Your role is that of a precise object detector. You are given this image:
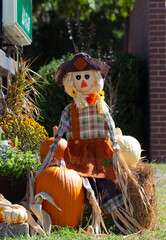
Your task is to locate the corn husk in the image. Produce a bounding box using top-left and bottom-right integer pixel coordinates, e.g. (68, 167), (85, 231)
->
(0, 194), (12, 205)
(81, 177), (108, 235)
(21, 170), (61, 236)
(30, 204), (52, 233)
(34, 192), (61, 211)
(29, 191), (61, 233)
(27, 212), (46, 236)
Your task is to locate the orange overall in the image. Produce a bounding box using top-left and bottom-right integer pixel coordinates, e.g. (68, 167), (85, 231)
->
(64, 102), (116, 181)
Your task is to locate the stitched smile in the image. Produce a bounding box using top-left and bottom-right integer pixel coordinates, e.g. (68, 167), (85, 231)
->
(79, 85), (93, 93)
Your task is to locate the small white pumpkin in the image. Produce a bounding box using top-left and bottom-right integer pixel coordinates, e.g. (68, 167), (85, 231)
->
(116, 128), (141, 168)
(0, 207), (27, 224)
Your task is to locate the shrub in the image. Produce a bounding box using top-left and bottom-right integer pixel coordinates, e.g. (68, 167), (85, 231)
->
(0, 140), (41, 181)
(37, 53), (74, 136)
(0, 113), (48, 153)
(110, 52), (148, 149)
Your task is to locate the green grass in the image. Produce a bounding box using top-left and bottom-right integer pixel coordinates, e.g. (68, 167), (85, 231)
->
(3, 163), (166, 240)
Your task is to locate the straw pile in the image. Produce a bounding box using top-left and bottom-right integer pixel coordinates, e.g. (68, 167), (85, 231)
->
(81, 159), (157, 235)
(128, 163), (157, 229)
(111, 150), (157, 234)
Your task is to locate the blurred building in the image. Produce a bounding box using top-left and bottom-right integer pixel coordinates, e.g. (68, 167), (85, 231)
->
(128, 0), (166, 162)
(0, 0), (32, 103)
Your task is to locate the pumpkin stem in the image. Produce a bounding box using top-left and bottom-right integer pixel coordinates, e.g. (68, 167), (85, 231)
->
(58, 158), (66, 168)
(53, 126), (58, 137)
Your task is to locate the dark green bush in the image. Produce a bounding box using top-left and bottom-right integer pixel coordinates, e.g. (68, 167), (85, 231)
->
(37, 52), (148, 150)
(110, 52), (148, 149)
(24, 8), (124, 71)
(37, 53), (74, 136)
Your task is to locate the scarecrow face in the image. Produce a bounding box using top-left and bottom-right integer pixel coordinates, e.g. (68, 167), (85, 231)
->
(72, 70), (98, 95)
(63, 69), (104, 97)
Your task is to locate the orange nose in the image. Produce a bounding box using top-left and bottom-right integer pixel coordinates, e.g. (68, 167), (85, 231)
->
(81, 80), (88, 88)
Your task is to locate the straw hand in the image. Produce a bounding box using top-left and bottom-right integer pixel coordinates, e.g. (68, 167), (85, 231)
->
(49, 142), (57, 152)
(113, 141), (120, 152)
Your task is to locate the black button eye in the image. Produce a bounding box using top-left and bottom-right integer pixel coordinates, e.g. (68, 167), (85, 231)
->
(76, 74), (81, 80)
(85, 73), (90, 79)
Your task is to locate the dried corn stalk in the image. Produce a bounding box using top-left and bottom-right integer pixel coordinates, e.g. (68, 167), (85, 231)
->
(21, 171), (61, 236)
(80, 177), (108, 236)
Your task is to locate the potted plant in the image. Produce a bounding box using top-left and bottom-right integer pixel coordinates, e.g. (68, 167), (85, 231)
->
(0, 134), (41, 203)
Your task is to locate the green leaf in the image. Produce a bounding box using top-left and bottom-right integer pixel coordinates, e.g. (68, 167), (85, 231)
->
(104, 157), (113, 166)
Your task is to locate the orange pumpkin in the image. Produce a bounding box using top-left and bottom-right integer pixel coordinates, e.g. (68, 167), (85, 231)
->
(40, 126), (67, 162)
(35, 159), (85, 228)
(40, 137), (67, 161)
(0, 207), (27, 224)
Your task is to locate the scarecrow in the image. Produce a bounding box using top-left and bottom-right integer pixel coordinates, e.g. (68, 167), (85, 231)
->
(38, 53), (156, 235)
(53, 52), (123, 233)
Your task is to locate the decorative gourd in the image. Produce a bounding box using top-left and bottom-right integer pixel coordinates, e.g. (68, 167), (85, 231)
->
(116, 128), (141, 167)
(35, 159), (85, 228)
(0, 207), (27, 224)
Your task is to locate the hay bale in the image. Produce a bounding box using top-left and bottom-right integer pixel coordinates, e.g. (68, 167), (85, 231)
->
(128, 164), (157, 229)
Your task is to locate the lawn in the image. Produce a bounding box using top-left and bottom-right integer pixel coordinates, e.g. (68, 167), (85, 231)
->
(4, 163), (166, 240)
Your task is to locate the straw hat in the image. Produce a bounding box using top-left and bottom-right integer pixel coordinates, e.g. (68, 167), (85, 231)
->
(55, 53), (110, 87)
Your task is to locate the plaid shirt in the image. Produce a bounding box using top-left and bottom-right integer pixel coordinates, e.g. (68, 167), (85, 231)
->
(54, 103), (116, 144)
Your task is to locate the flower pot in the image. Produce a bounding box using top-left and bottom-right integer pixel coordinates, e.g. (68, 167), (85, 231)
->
(0, 176), (27, 203)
